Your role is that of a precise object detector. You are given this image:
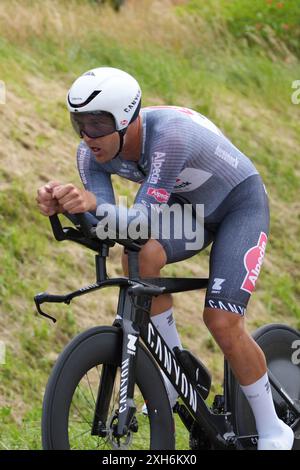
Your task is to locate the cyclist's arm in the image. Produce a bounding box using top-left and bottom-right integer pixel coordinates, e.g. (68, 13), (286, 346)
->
(77, 127), (188, 239)
(76, 142), (116, 213)
(114, 124), (189, 239)
(134, 124), (188, 209)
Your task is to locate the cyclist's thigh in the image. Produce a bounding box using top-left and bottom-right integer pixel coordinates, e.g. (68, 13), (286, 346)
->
(205, 174), (270, 316)
(153, 195), (214, 264)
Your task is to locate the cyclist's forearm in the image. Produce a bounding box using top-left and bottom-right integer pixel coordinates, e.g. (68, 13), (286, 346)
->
(83, 190), (97, 212)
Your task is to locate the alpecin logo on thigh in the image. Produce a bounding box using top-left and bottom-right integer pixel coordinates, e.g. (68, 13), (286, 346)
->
(241, 232), (268, 294)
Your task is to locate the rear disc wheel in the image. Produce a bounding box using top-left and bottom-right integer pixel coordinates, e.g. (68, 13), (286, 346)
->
(231, 324), (300, 449)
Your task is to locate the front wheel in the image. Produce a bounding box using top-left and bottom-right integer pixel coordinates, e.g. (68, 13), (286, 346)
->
(230, 323), (300, 449)
(42, 326), (175, 450)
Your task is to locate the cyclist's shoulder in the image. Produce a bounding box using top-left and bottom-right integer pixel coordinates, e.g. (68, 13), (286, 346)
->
(142, 105), (195, 125)
(142, 106), (198, 148)
(142, 105), (223, 139)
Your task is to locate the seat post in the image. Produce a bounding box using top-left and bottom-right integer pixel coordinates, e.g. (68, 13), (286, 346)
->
(127, 249), (140, 280)
(95, 243), (110, 282)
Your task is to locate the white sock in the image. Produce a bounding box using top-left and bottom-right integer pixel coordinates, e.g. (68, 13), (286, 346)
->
(241, 372), (282, 437)
(151, 308), (182, 407)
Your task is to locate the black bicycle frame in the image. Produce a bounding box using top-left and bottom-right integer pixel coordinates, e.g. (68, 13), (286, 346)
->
(91, 278), (234, 448)
(36, 214), (300, 449)
(36, 265), (300, 449)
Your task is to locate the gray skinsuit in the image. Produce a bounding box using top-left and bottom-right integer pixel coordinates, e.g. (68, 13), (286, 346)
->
(76, 106), (270, 315)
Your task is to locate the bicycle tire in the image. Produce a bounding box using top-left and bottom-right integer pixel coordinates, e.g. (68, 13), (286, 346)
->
(42, 326), (175, 450)
(230, 323), (300, 449)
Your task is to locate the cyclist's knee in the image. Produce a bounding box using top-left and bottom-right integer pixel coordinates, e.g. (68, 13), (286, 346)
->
(122, 239), (167, 276)
(139, 240), (167, 275)
(203, 307), (246, 354)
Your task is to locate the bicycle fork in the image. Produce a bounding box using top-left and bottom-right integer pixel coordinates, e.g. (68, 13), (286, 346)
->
(91, 287), (145, 438)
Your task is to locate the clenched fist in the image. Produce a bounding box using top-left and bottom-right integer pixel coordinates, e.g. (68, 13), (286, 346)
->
(52, 184), (96, 214)
(36, 181), (64, 216)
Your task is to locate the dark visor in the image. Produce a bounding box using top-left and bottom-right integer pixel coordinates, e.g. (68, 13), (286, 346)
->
(70, 111), (116, 139)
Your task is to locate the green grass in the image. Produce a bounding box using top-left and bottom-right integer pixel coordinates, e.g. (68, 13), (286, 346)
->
(178, 0), (300, 58)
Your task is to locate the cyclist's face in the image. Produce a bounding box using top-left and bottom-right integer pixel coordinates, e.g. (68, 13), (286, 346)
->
(82, 132), (120, 163)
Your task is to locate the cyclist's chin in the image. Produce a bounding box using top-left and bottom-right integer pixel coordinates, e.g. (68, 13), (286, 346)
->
(94, 150), (113, 163)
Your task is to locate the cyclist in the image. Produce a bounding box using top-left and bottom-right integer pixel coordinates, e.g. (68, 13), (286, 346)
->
(37, 67), (294, 450)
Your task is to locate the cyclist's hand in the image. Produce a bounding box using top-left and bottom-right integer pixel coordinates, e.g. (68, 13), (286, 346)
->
(52, 184), (96, 214)
(37, 181), (63, 216)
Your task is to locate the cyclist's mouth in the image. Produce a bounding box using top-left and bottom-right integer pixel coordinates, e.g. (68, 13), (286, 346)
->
(90, 146), (102, 155)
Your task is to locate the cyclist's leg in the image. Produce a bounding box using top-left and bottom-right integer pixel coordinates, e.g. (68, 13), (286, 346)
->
(203, 175), (293, 449)
(203, 178), (270, 385)
(122, 196), (214, 409)
(122, 238), (172, 314)
(121, 195), (214, 315)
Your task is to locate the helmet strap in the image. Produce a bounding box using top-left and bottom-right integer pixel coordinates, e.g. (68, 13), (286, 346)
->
(112, 101), (141, 159)
(113, 129), (126, 159)
(114, 100), (142, 158)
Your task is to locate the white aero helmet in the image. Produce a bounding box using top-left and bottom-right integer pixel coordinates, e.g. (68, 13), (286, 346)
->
(67, 67), (142, 142)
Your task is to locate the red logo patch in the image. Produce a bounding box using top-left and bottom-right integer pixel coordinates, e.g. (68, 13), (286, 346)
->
(147, 187), (170, 203)
(241, 232), (268, 294)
